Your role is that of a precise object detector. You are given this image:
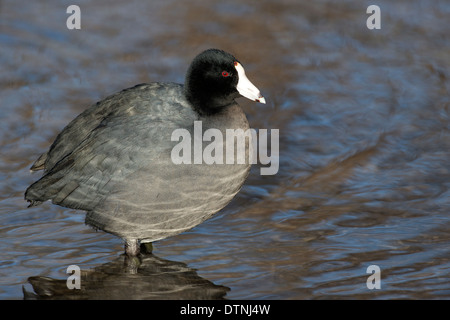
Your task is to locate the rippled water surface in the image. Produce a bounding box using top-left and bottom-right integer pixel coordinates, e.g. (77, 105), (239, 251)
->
(1, 0), (449, 299)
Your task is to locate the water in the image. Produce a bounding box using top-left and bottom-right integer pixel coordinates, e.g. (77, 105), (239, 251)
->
(1, 0), (449, 299)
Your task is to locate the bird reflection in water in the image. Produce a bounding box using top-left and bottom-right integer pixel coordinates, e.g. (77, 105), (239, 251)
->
(23, 247), (229, 300)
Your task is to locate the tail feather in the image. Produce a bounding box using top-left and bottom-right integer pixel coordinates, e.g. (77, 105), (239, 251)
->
(30, 152), (48, 172)
(24, 173), (65, 207)
(26, 199), (43, 208)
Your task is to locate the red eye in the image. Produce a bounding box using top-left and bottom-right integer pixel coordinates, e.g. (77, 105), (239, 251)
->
(222, 71), (230, 77)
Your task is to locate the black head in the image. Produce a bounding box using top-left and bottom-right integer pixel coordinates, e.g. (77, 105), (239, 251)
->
(185, 49), (265, 115)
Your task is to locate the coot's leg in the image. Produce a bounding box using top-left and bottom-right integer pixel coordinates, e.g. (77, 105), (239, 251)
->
(124, 238), (140, 256)
(124, 239), (141, 274)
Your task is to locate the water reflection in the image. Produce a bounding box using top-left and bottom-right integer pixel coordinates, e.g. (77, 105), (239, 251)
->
(24, 252), (229, 300)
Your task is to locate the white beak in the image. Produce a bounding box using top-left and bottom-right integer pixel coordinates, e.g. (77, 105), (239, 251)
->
(234, 62), (266, 104)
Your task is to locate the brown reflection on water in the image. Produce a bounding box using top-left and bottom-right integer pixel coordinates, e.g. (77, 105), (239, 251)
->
(0, 0), (449, 299)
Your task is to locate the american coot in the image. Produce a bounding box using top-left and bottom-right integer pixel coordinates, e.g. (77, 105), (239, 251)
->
(25, 49), (265, 256)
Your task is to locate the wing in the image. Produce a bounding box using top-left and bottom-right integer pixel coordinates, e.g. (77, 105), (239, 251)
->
(25, 83), (195, 211)
(30, 84), (150, 173)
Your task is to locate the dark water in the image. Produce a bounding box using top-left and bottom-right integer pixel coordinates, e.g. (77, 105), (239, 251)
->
(1, 0), (449, 299)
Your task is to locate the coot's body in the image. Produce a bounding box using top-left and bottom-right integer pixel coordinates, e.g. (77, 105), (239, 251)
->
(25, 49), (265, 255)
